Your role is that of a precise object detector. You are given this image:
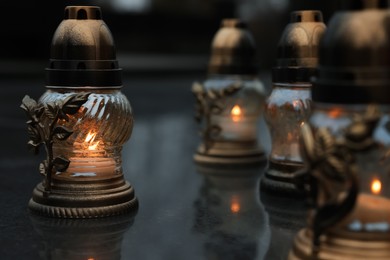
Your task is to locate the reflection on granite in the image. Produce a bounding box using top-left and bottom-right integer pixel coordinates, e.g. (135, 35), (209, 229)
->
(0, 75), (302, 259)
(30, 213), (136, 260)
(260, 189), (308, 260)
(193, 165), (270, 260)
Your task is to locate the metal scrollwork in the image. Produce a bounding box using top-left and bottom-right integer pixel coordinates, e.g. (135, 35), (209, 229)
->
(21, 93), (90, 192)
(192, 82), (242, 151)
(295, 105), (381, 256)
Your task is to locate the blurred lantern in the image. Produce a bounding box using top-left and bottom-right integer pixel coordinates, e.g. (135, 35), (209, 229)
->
(21, 6), (138, 218)
(261, 10), (326, 195)
(192, 19), (267, 166)
(289, 2), (390, 259)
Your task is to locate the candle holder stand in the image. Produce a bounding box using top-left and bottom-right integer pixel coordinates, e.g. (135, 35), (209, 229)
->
(23, 6), (138, 218)
(192, 19), (267, 168)
(261, 10), (326, 196)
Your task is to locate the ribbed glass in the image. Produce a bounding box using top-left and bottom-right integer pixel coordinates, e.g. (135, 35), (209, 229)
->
(39, 89), (133, 181)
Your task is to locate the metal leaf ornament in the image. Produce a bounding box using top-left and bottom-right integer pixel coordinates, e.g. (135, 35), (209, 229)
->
(295, 106), (381, 257)
(21, 93), (90, 192)
(191, 82), (242, 151)
(300, 125), (358, 255)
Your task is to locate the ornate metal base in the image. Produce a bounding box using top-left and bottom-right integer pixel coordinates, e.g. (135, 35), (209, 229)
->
(194, 141), (266, 167)
(29, 175), (138, 218)
(260, 160), (304, 197)
(289, 229), (390, 260)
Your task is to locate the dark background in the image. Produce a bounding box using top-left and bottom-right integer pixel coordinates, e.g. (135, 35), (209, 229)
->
(0, 0), (341, 78)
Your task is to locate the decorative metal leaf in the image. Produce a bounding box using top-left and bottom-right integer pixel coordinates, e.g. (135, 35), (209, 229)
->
(192, 82), (204, 94)
(20, 95), (37, 113)
(53, 126), (73, 140)
(21, 96), (41, 123)
(206, 90), (218, 100)
(44, 102), (58, 120)
(39, 162), (46, 176)
(53, 156), (70, 172)
(35, 106), (45, 118)
(61, 93), (90, 115)
(27, 140), (40, 155)
(27, 125), (41, 143)
(210, 102), (223, 115)
(300, 124), (315, 162)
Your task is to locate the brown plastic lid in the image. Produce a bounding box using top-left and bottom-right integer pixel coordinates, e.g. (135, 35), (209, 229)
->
(312, 4), (390, 104)
(46, 6), (122, 87)
(207, 19), (257, 75)
(272, 10), (326, 83)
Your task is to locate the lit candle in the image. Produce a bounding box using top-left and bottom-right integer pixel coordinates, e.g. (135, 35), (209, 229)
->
(371, 178), (382, 195)
(230, 196), (241, 214)
(85, 130), (101, 151)
(25, 5), (137, 219)
(216, 104), (253, 141)
(192, 18), (266, 165)
(231, 105), (242, 122)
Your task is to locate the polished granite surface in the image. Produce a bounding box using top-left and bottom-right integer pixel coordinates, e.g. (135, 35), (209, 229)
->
(0, 74), (308, 260)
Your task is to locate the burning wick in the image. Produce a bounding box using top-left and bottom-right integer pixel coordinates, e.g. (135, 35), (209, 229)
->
(85, 131), (100, 151)
(231, 202), (240, 213)
(230, 196), (240, 213)
(231, 105), (242, 122)
(371, 178), (382, 195)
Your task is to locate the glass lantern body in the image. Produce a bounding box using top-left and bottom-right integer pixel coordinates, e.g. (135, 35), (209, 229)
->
(203, 74), (266, 143)
(264, 83), (312, 164)
(310, 103), (390, 233)
(39, 88), (133, 182)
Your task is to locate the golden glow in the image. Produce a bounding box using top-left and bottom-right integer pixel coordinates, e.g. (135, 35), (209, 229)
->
(328, 107), (343, 119)
(371, 179), (382, 195)
(88, 141), (100, 151)
(87, 258), (95, 260)
(231, 105), (242, 122)
(85, 131), (96, 143)
(85, 131), (99, 151)
(231, 202), (240, 213)
(230, 196), (241, 213)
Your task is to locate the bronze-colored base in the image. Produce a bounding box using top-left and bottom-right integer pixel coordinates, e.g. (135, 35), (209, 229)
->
(194, 141), (266, 167)
(289, 229), (390, 260)
(260, 160), (304, 197)
(29, 175), (138, 218)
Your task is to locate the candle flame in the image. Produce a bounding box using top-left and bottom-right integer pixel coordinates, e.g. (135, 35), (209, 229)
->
(329, 107), (343, 119)
(230, 196), (240, 213)
(88, 141), (100, 151)
(85, 131), (99, 151)
(231, 202), (240, 213)
(371, 179), (382, 195)
(85, 131), (96, 143)
(231, 105), (242, 122)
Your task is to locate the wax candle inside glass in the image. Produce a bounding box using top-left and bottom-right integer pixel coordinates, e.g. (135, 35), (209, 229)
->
(39, 89), (133, 181)
(204, 75), (265, 143)
(310, 103), (390, 234)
